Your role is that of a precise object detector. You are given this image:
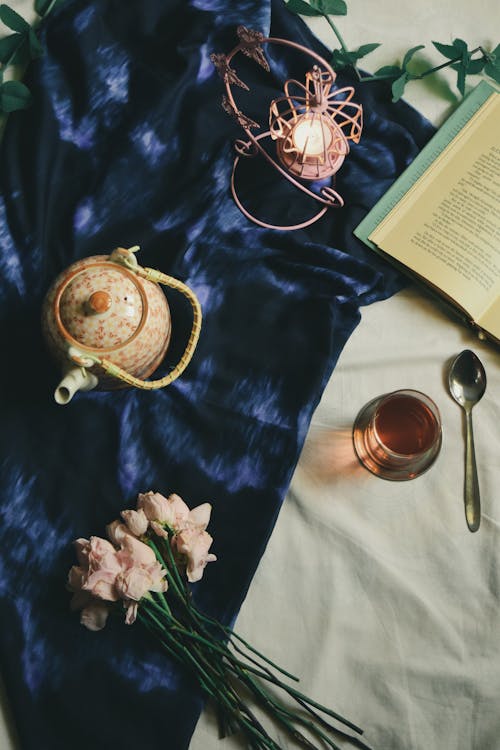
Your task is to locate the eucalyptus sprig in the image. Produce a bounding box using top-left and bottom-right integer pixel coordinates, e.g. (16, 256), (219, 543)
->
(285, 0), (500, 102)
(0, 0), (64, 115)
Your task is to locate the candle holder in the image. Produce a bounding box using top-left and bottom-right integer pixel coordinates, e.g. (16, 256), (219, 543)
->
(211, 27), (363, 231)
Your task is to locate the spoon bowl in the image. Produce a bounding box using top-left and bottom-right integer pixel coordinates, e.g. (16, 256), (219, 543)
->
(449, 350), (487, 407)
(448, 349), (487, 532)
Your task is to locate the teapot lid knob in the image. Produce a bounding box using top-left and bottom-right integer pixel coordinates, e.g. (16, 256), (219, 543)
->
(87, 290), (112, 314)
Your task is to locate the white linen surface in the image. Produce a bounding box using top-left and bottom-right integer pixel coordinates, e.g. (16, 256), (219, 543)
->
(1, 2), (499, 749)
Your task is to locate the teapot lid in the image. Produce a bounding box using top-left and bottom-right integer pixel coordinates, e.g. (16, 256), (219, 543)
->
(56, 261), (146, 349)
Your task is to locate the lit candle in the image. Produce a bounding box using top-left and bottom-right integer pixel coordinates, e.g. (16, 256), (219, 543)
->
(291, 115), (333, 157)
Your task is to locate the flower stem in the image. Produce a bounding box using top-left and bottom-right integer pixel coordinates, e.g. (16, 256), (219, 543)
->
(359, 46), (486, 85)
(237, 672), (327, 750)
(38, 0), (60, 17)
(193, 608), (300, 681)
(137, 534), (365, 748)
(323, 13), (363, 81)
(420, 46), (484, 78)
(323, 13), (348, 53)
(140, 606), (281, 749)
(143, 582), (364, 741)
(145, 605), (364, 748)
(227, 658), (362, 734)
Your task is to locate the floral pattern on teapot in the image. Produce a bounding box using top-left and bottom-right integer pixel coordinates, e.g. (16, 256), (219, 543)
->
(42, 249), (172, 398)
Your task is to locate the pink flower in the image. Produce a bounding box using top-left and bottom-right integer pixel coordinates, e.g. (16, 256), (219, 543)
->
(115, 567), (154, 602)
(187, 503), (212, 531)
(78, 536), (122, 602)
(124, 601), (138, 625)
(87, 536), (122, 574)
(173, 528), (217, 583)
(68, 578), (111, 632)
(150, 520), (169, 538)
(137, 491), (171, 523)
(80, 601), (111, 631)
(113, 530), (168, 603)
(82, 573), (118, 601)
(121, 508), (148, 536)
(137, 491), (190, 531)
(106, 520), (134, 546)
(165, 493), (191, 527)
(69, 492), (216, 632)
(147, 562), (169, 594)
(117, 534), (157, 567)
(67, 565), (85, 591)
(74, 538), (91, 566)
(107, 522), (156, 565)
(115, 559), (167, 601)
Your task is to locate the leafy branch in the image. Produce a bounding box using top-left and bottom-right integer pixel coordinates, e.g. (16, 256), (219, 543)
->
(0, 0), (64, 115)
(285, 0), (500, 102)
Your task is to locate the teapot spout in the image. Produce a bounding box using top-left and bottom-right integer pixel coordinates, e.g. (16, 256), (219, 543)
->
(54, 367), (98, 405)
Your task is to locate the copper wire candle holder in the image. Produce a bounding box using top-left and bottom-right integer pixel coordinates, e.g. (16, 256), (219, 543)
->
(212, 27), (363, 231)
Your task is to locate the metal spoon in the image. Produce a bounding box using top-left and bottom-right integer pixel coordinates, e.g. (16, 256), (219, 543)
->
(448, 350), (487, 532)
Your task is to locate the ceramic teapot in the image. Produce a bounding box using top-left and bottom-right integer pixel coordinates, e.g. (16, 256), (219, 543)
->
(42, 245), (202, 404)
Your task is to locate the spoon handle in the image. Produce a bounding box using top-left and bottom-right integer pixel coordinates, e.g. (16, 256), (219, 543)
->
(464, 409), (481, 532)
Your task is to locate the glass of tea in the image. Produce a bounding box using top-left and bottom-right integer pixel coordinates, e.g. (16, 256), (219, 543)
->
(352, 389), (442, 480)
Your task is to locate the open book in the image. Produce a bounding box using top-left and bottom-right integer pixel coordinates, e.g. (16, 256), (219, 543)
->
(355, 81), (500, 346)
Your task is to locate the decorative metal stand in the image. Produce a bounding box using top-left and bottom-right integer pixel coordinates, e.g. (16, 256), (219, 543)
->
(212, 27), (363, 231)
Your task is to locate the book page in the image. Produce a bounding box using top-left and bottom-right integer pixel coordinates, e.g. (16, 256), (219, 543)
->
(369, 92), (500, 326)
(477, 291), (500, 340)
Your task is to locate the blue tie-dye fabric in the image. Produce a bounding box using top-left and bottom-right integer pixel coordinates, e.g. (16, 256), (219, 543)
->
(0, 0), (434, 748)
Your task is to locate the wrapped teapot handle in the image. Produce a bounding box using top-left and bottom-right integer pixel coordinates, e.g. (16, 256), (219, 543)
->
(77, 266), (202, 390)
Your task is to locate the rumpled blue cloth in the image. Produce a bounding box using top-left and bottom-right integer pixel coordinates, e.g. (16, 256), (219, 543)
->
(0, 1), (434, 747)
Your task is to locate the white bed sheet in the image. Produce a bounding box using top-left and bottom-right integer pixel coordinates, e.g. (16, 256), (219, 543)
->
(1, 1), (499, 749)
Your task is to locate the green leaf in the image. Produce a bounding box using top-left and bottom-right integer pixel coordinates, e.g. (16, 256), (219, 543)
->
(0, 32), (20, 64)
(465, 57), (486, 74)
(391, 72), (409, 102)
(374, 64), (403, 78)
(331, 48), (354, 69)
(484, 59), (500, 83)
(433, 38), (470, 95)
(452, 38), (468, 53)
(0, 79), (32, 112)
(10, 36), (29, 66)
(0, 4), (29, 32)
(332, 50), (348, 66)
(453, 60), (467, 95)
(451, 57), (485, 75)
(311, 0), (348, 15)
(28, 27), (43, 58)
(331, 43), (379, 70)
(355, 42), (381, 58)
(485, 43), (500, 63)
(457, 66), (466, 94)
(432, 40), (460, 60)
(285, 0), (322, 16)
(451, 40), (469, 95)
(483, 43), (500, 82)
(402, 44), (425, 69)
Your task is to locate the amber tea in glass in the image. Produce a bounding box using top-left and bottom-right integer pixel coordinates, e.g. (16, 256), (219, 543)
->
(353, 389), (442, 481)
